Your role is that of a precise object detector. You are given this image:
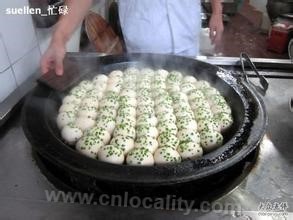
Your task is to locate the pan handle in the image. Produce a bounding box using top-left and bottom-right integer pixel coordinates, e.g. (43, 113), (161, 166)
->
(240, 52), (269, 95)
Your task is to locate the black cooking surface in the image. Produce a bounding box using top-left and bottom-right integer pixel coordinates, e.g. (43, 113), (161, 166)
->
(0, 54), (292, 219)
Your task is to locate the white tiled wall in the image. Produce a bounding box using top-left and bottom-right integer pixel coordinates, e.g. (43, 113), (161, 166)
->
(12, 46), (41, 85)
(0, 34), (18, 103)
(0, 0), (38, 64)
(0, 0), (41, 103)
(0, 34), (11, 72)
(0, 68), (17, 103)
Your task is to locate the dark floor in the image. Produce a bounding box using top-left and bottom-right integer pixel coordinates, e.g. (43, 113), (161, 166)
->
(217, 0), (289, 59)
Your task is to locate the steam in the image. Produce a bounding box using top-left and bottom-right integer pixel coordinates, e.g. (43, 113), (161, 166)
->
(66, 52), (235, 92)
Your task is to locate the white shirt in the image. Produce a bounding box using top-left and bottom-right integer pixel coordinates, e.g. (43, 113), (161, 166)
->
(118, 0), (201, 56)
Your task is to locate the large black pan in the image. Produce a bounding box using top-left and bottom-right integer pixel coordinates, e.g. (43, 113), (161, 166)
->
(22, 53), (267, 200)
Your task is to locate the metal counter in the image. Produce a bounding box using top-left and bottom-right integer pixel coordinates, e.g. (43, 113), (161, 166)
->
(0, 67), (292, 219)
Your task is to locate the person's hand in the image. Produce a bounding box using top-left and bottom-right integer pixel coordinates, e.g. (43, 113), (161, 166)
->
(41, 40), (66, 76)
(209, 13), (224, 46)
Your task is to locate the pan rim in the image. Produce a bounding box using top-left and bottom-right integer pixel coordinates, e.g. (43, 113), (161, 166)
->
(22, 53), (267, 185)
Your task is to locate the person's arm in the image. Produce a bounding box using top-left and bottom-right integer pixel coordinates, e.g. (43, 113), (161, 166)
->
(41, 0), (93, 75)
(209, 0), (224, 45)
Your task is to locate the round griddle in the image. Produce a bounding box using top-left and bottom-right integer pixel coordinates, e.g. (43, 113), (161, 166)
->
(22, 53), (267, 199)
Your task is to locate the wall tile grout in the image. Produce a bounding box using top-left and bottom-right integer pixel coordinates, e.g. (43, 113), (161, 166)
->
(3, 44), (40, 72)
(0, 33), (12, 74)
(0, 32), (18, 87)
